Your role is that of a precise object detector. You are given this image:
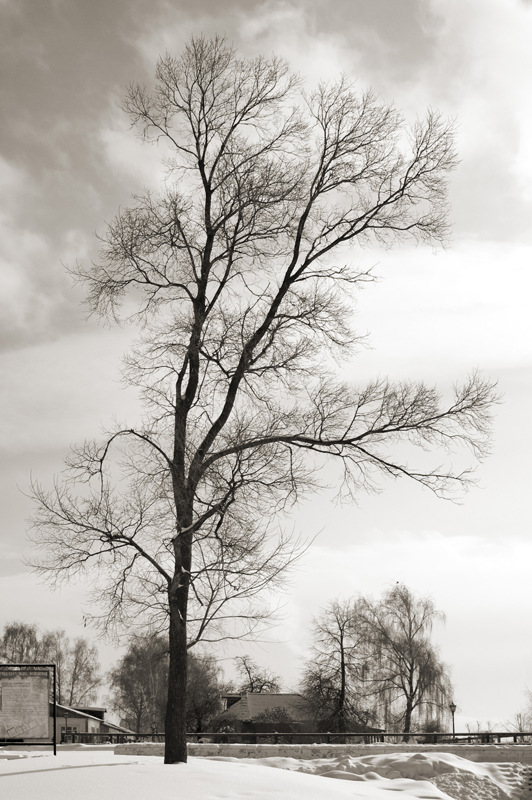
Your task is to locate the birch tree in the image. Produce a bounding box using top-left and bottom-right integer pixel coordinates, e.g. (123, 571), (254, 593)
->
(29, 36), (496, 762)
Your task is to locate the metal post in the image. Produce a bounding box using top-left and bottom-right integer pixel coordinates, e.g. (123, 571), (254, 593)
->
(52, 665), (57, 756)
(449, 702), (456, 741)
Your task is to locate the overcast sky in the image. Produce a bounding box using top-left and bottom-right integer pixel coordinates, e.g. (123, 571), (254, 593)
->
(1, 0), (532, 730)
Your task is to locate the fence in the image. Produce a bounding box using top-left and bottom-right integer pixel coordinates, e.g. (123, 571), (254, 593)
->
(63, 730), (532, 746)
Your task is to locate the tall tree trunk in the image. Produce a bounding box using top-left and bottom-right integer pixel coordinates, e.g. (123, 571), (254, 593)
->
(338, 632), (347, 734)
(164, 600), (188, 763)
(164, 467), (193, 763)
(403, 698), (413, 739)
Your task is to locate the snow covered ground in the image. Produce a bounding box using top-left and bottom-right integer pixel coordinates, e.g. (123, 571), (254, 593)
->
(0, 745), (529, 800)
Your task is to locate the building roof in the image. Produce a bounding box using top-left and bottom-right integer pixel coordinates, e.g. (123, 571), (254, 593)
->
(220, 693), (309, 723)
(218, 693), (384, 733)
(52, 703), (133, 733)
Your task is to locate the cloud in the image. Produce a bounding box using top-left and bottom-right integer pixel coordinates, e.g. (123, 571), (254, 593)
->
(0, 0), (165, 351)
(132, 0), (532, 245)
(0, 165), (92, 351)
(98, 102), (170, 192)
(0, 156), (62, 349)
(234, 2), (347, 83)
(418, 0), (532, 240)
(346, 239), (532, 378)
(132, 0), (434, 95)
(0, 572), (91, 629)
(0, 327), (141, 453)
(1, 0), (530, 357)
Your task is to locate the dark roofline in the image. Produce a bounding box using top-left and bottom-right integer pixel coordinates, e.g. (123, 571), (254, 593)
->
(222, 692), (303, 698)
(54, 702), (102, 722)
(52, 702), (133, 733)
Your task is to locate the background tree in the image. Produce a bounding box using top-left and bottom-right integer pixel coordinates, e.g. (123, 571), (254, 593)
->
(0, 621), (101, 705)
(505, 689), (532, 741)
(60, 638), (101, 706)
(29, 36), (497, 762)
(504, 712), (531, 742)
(0, 622), (42, 664)
(234, 654), (281, 694)
(109, 633), (225, 733)
(300, 600), (375, 732)
(357, 585), (452, 734)
(108, 633), (169, 733)
(253, 707), (294, 726)
(186, 653), (227, 732)
(39, 628), (70, 702)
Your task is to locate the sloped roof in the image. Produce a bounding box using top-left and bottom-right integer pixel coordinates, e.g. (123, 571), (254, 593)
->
(220, 693), (309, 723)
(52, 703), (133, 733)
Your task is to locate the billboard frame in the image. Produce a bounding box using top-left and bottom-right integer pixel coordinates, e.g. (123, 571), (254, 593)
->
(0, 664), (56, 755)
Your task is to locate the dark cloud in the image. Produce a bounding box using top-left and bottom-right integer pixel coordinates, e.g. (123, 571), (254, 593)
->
(0, 0), (154, 349)
(1, 0), (152, 224)
(306, 0), (439, 80)
(0, 0), (530, 354)
(0, 0), (435, 233)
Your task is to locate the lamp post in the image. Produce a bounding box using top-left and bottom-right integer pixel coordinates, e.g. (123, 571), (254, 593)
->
(64, 709), (69, 744)
(449, 702), (457, 740)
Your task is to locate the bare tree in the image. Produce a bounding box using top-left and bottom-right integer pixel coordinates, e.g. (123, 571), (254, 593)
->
(234, 654), (281, 693)
(505, 689), (532, 741)
(357, 585), (452, 734)
(61, 638), (101, 706)
(300, 600), (375, 732)
(40, 629), (70, 702)
(0, 621), (101, 705)
(503, 713), (530, 742)
(29, 36), (497, 762)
